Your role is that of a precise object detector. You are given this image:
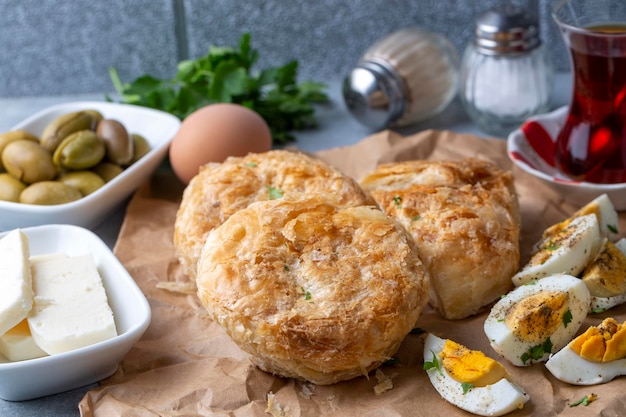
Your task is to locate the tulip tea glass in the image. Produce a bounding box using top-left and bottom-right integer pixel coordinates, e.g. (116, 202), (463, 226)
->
(553, 0), (626, 183)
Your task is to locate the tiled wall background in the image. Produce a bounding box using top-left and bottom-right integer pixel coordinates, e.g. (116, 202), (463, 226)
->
(0, 0), (566, 98)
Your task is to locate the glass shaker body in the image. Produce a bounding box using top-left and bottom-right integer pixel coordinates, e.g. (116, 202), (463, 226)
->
(460, 43), (553, 137)
(343, 28), (459, 131)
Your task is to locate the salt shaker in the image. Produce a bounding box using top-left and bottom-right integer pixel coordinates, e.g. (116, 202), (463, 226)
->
(460, 5), (553, 137)
(343, 28), (459, 131)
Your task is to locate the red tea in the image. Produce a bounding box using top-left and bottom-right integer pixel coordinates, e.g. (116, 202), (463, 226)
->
(555, 24), (626, 183)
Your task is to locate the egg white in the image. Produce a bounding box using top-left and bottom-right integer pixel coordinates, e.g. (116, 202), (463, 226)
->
(579, 194), (619, 240)
(512, 214), (602, 286)
(484, 274), (591, 367)
(423, 333), (529, 417)
(545, 342), (626, 385)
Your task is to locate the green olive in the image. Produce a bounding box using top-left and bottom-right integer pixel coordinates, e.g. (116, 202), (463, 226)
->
(58, 171), (105, 196)
(20, 181), (82, 205)
(92, 162), (123, 182)
(130, 133), (151, 164)
(0, 173), (27, 202)
(82, 110), (104, 124)
(53, 130), (105, 170)
(1, 140), (57, 184)
(96, 119), (134, 165)
(40, 110), (100, 152)
(0, 130), (39, 171)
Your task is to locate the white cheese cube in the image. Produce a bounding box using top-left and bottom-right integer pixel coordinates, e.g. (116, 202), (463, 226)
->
(0, 229), (33, 336)
(0, 319), (47, 361)
(28, 254), (117, 355)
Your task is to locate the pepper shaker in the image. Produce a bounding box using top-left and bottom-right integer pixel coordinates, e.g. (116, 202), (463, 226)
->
(460, 4), (553, 137)
(343, 28), (459, 131)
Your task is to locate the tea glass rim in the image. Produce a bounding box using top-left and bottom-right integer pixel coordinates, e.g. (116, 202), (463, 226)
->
(552, 0), (626, 37)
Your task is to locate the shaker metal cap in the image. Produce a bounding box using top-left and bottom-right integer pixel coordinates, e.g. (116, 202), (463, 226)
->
(474, 4), (540, 54)
(342, 60), (405, 131)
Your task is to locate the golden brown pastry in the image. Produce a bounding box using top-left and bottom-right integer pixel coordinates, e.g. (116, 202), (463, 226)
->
(360, 158), (520, 320)
(196, 197), (430, 385)
(174, 150), (375, 280)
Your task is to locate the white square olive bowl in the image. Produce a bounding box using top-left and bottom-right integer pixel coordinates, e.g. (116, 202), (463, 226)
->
(0, 224), (151, 401)
(507, 105), (626, 210)
(0, 101), (181, 231)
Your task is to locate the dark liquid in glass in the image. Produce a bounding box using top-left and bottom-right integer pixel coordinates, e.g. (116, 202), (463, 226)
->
(555, 24), (626, 183)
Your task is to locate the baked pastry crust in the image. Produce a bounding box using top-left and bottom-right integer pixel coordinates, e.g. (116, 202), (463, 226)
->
(174, 150), (375, 280)
(360, 158), (520, 320)
(196, 197), (430, 385)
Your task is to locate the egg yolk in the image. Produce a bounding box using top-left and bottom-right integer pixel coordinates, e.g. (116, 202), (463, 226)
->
(542, 203), (599, 239)
(505, 290), (569, 343)
(440, 339), (508, 387)
(570, 318), (626, 362)
(581, 242), (626, 297)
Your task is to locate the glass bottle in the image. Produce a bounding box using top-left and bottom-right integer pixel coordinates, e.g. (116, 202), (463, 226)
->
(460, 4), (553, 137)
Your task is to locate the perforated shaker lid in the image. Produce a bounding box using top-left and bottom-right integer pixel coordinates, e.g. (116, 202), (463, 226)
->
(474, 4), (541, 54)
(342, 60), (406, 131)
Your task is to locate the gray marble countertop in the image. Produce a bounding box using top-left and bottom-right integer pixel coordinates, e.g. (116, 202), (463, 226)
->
(0, 74), (571, 416)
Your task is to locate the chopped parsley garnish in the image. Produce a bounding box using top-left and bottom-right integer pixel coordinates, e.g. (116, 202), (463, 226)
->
(245, 162), (258, 167)
(268, 186), (284, 200)
(607, 224), (618, 234)
(301, 287), (311, 300)
(461, 382), (474, 394)
(283, 265), (290, 271)
(393, 196), (402, 208)
(569, 393), (597, 407)
(520, 338), (552, 364)
(423, 350), (443, 376)
(412, 215), (421, 221)
(524, 279), (538, 286)
(562, 309), (573, 328)
(591, 307), (606, 314)
(545, 241), (561, 251)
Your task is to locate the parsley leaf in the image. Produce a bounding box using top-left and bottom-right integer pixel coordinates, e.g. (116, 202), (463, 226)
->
(607, 224), (618, 234)
(393, 196), (402, 208)
(562, 309), (573, 328)
(301, 287), (311, 300)
(423, 350), (443, 376)
(569, 393), (597, 407)
(520, 338), (552, 364)
(268, 186), (284, 200)
(108, 33), (328, 144)
(461, 382), (474, 394)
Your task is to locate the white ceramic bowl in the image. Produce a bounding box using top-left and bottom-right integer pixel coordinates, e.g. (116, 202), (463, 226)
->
(507, 105), (626, 210)
(0, 101), (181, 231)
(0, 224), (151, 401)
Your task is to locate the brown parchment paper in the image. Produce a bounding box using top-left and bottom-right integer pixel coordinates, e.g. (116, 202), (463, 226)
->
(79, 129), (626, 417)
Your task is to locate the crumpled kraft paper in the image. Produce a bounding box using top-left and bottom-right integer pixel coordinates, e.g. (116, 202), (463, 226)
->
(79, 129), (626, 417)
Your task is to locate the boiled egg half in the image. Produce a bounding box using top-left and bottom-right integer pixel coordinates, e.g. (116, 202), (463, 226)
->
(511, 214), (602, 286)
(543, 193), (619, 241)
(546, 317), (626, 385)
(423, 333), (529, 416)
(582, 238), (626, 312)
(484, 274), (590, 367)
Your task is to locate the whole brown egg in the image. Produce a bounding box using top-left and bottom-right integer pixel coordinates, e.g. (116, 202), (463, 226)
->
(169, 103), (272, 184)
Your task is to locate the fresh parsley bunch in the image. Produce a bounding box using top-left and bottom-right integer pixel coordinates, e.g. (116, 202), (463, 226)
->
(108, 33), (328, 144)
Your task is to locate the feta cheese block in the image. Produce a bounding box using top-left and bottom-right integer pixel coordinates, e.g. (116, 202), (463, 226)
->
(0, 319), (47, 361)
(28, 253), (118, 355)
(0, 229), (33, 336)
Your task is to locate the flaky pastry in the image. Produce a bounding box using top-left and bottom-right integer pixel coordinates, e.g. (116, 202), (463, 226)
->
(174, 150), (375, 280)
(196, 197), (430, 385)
(360, 158), (520, 320)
